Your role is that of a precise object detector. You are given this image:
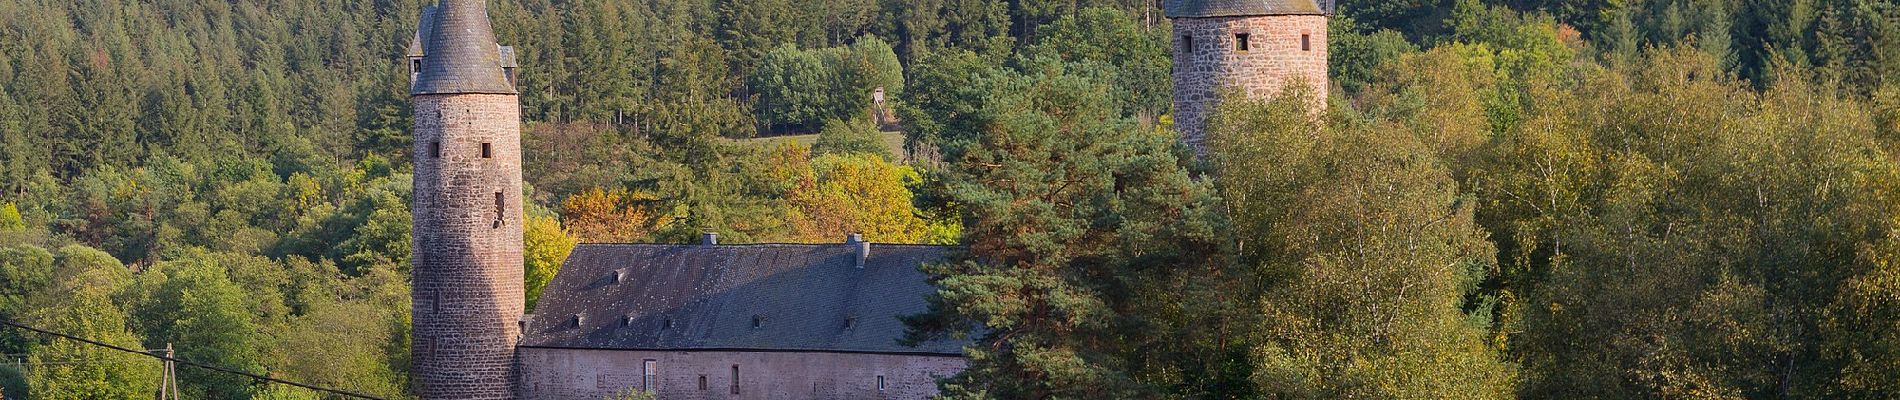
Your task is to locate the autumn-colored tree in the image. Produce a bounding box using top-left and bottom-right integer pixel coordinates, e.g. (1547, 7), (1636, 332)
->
(525, 215), (579, 310)
(561, 188), (674, 243)
(792, 154), (932, 243)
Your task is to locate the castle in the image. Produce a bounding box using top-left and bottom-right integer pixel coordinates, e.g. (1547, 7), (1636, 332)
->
(404, 0), (1327, 398)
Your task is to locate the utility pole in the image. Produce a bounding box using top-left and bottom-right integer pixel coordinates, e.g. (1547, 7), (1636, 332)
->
(156, 343), (180, 400)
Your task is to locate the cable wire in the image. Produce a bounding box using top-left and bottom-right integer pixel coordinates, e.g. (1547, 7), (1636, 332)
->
(0, 318), (387, 400)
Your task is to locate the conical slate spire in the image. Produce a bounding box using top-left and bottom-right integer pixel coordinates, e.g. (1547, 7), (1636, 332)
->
(412, 0), (516, 95)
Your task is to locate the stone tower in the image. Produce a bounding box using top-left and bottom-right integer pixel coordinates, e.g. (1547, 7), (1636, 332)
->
(406, 0), (523, 398)
(1168, 0), (1330, 153)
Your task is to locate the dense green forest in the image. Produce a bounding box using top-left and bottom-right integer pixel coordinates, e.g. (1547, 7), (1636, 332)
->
(0, 0), (1896, 398)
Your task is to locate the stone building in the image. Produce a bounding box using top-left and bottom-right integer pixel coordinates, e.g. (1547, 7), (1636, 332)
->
(407, 0), (525, 398)
(405, 2), (966, 398)
(518, 235), (967, 398)
(1168, 0), (1332, 153)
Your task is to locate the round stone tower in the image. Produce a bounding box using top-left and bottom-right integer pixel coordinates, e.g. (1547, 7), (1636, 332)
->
(406, 0), (523, 398)
(1168, 0), (1330, 153)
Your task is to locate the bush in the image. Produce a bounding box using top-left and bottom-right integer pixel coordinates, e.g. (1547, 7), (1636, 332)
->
(812, 117), (891, 160)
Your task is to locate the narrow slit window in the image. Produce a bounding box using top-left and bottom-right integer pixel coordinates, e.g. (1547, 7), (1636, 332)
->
(430, 141), (441, 158)
(643, 360), (657, 391)
(495, 192), (506, 223)
(1236, 33), (1251, 51)
(1302, 34), (1312, 51)
(1182, 35), (1194, 54)
(699, 375), (708, 390)
(877, 375), (886, 392)
(481, 142), (492, 158)
(731, 365), (740, 394)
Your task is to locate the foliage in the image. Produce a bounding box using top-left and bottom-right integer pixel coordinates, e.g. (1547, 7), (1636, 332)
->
(601, 387), (658, 400)
(750, 38), (905, 132)
(0, 203), (21, 231)
(812, 117), (893, 160)
(20, 245), (158, 399)
(902, 55), (1233, 398)
(1208, 90), (1518, 399)
(560, 187), (674, 243)
(525, 214), (579, 311)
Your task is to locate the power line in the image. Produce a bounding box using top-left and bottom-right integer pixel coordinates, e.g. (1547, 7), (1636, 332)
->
(0, 318), (387, 400)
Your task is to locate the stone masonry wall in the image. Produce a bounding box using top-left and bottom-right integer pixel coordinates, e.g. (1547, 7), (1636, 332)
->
(411, 93), (525, 399)
(1172, 14), (1329, 153)
(519, 348), (968, 399)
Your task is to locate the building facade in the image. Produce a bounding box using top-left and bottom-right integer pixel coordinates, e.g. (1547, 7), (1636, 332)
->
(518, 238), (969, 399)
(1168, 0), (1331, 153)
(407, 0), (525, 398)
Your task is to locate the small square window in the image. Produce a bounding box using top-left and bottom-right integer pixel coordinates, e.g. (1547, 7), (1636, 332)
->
(1302, 34), (1312, 51)
(481, 143), (492, 158)
(1236, 33), (1251, 52)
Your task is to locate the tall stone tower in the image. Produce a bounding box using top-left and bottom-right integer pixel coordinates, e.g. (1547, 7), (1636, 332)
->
(406, 0), (523, 398)
(1168, 0), (1330, 153)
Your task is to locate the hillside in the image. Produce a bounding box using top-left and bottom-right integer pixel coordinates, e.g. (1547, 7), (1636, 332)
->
(0, 0), (1895, 398)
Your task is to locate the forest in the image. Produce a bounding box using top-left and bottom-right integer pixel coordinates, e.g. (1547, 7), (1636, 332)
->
(0, 0), (1896, 398)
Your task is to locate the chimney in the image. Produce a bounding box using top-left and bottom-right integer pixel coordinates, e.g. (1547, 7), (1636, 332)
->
(848, 233), (869, 268)
(702, 232), (718, 246)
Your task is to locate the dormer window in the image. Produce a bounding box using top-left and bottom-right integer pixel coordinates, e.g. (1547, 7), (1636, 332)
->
(751, 315), (764, 329)
(504, 68), (517, 86)
(411, 59), (422, 75)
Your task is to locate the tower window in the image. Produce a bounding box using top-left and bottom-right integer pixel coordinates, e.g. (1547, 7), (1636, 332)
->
(495, 192), (506, 224)
(430, 141), (441, 158)
(877, 375), (886, 392)
(1182, 35), (1194, 54)
(1302, 34), (1312, 51)
(1236, 33), (1251, 52)
(731, 365), (740, 394)
(481, 142), (492, 158)
(699, 375), (708, 390)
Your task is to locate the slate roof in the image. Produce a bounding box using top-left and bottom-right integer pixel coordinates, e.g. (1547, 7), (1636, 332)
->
(1165, 0), (1330, 18)
(519, 243), (967, 356)
(410, 0), (517, 95)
